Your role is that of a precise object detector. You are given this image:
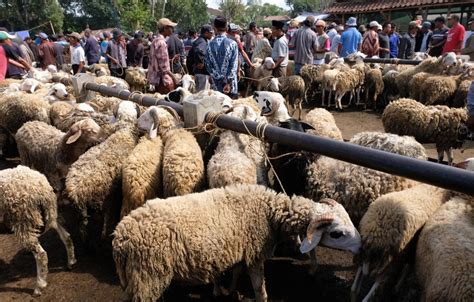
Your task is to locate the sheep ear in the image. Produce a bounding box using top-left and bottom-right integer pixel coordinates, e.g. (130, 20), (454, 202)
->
(301, 122), (315, 131)
(300, 217), (334, 254)
(66, 129), (82, 144)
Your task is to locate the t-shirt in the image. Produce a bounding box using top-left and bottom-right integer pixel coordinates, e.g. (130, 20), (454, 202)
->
(2, 43), (25, 77)
(290, 26), (317, 65)
(339, 27), (362, 58)
(244, 31), (257, 55)
(443, 23), (465, 54)
(378, 32), (390, 58)
(0, 46), (7, 80)
(330, 34), (341, 53)
(272, 35), (288, 67)
(71, 44), (85, 65)
(389, 33), (400, 58)
(430, 27), (448, 57)
(314, 33), (330, 61)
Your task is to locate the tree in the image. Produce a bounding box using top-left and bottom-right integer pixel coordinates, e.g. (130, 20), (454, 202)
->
(117, 0), (151, 32)
(286, 0), (333, 15)
(219, 0), (246, 23)
(59, 0), (120, 32)
(164, 0), (209, 32)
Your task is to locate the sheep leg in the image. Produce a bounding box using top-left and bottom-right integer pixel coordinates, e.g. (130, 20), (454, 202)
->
(298, 101), (302, 120)
(308, 249), (318, 275)
(248, 261), (267, 302)
(229, 264), (243, 294)
(322, 87), (326, 107)
(26, 237), (48, 296)
(328, 89), (333, 107)
(362, 280), (380, 302)
(436, 147), (445, 164)
(337, 94), (343, 110)
(53, 222), (77, 269)
(447, 148), (454, 166)
(78, 206), (88, 243)
(351, 266), (363, 302)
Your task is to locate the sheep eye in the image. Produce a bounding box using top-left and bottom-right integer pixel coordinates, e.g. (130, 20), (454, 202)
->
(329, 231), (343, 239)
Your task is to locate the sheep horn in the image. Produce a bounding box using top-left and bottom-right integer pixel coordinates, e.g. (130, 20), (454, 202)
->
(150, 107), (160, 131)
(318, 198), (337, 206)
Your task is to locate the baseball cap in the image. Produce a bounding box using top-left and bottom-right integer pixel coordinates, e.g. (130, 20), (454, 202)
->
(158, 18), (177, 28)
(228, 23), (241, 32)
(68, 32), (81, 40)
(0, 31), (16, 41)
(39, 32), (48, 39)
(369, 21), (381, 28)
(422, 21), (431, 28)
(201, 24), (214, 35)
(315, 20), (326, 27)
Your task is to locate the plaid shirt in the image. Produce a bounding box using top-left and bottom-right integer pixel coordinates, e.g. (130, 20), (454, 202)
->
(147, 34), (173, 86)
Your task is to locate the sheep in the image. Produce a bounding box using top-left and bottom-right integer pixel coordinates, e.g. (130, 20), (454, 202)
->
(420, 70), (473, 106)
(362, 67), (384, 110)
(15, 119), (104, 192)
(452, 79), (473, 108)
(28, 68), (53, 83)
(121, 134), (163, 218)
(408, 72), (433, 101)
(306, 131), (427, 226)
(125, 67), (148, 92)
(302, 108), (343, 141)
(0, 165), (76, 296)
(246, 57), (275, 95)
(179, 74), (196, 93)
(286, 60), (295, 76)
(165, 86), (192, 104)
(268, 75), (305, 120)
(112, 184), (361, 302)
(299, 64), (328, 101)
(415, 195), (473, 302)
(42, 82), (71, 104)
(94, 75), (130, 90)
(381, 69), (400, 106)
(207, 105), (267, 188)
(382, 98), (468, 165)
(87, 63), (110, 76)
(352, 184), (448, 302)
(86, 95), (123, 115)
(0, 78), (22, 88)
(137, 105), (205, 198)
(252, 91), (291, 125)
(19, 78), (43, 93)
(50, 102), (113, 134)
(332, 60), (366, 110)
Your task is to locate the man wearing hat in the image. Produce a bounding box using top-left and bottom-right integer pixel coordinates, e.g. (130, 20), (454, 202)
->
(205, 16), (239, 98)
(68, 32), (86, 74)
(314, 20), (330, 65)
(428, 17), (448, 57)
(289, 15), (318, 74)
(461, 18), (474, 61)
(443, 15), (465, 54)
(286, 19), (299, 60)
(0, 31), (32, 79)
(107, 28), (127, 79)
(361, 21), (381, 57)
(252, 27), (272, 62)
(271, 20), (288, 77)
(127, 31), (145, 67)
(416, 21), (432, 53)
(38, 32), (57, 69)
(189, 25), (214, 91)
(148, 18), (177, 93)
(398, 21), (418, 59)
(339, 17), (362, 58)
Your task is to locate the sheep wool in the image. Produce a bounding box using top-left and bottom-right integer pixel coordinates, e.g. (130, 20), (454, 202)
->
(363, 68), (384, 110)
(420, 74), (460, 105)
(302, 108), (343, 141)
(272, 75), (305, 120)
(452, 79), (473, 108)
(408, 72), (433, 101)
(121, 135), (163, 218)
(416, 196), (473, 302)
(125, 68), (147, 92)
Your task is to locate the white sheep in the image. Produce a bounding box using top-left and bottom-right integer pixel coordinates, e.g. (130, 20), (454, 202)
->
(382, 98), (468, 165)
(302, 108), (343, 141)
(19, 78), (43, 93)
(112, 185), (361, 302)
(362, 67), (384, 110)
(246, 57), (275, 94)
(43, 82), (71, 103)
(95, 75), (130, 91)
(125, 67), (148, 92)
(332, 60), (366, 110)
(252, 91), (291, 124)
(0, 165), (76, 296)
(15, 118), (105, 192)
(268, 75), (305, 120)
(28, 67), (53, 83)
(179, 74), (196, 93)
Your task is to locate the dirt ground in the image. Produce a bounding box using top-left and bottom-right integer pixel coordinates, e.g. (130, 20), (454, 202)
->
(0, 110), (472, 302)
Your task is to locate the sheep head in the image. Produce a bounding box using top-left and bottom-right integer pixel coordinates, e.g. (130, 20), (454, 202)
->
(263, 57), (275, 70)
(66, 118), (105, 146)
(299, 198), (361, 254)
(48, 83), (69, 100)
(227, 105), (258, 122)
(138, 105), (181, 138)
(112, 100), (141, 124)
(165, 87), (191, 104)
(179, 74), (196, 93)
(253, 91), (285, 117)
(269, 78), (280, 92)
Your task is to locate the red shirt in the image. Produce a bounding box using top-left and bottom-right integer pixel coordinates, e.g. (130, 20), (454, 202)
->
(0, 46), (7, 81)
(443, 23), (465, 54)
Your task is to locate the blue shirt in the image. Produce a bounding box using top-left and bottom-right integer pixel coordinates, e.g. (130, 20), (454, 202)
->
(468, 81), (474, 117)
(390, 33), (400, 58)
(205, 33), (238, 95)
(339, 27), (362, 58)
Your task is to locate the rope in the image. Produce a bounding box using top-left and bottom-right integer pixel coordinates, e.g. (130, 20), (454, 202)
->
(240, 75), (274, 82)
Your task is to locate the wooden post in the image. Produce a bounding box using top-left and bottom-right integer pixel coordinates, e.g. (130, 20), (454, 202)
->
(49, 21), (56, 35)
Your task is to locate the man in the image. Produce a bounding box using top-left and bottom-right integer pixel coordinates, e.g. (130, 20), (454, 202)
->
(147, 19), (177, 94)
(0, 31), (31, 79)
(443, 15), (465, 54)
(314, 20), (330, 65)
(205, 16), (239, 98)
(126, 31), (145, 67)
(100, 32), (110, 63)
(467, 81), (474, 133)
(107, 29), (127, 79)
(330, 25), (344, 54)
(0, 34), (7, 80)
(184, 29), (197, 54)
(244, 21), (258, 58)
(68, 32), (85, 74)
(327, 22), (338, 42)
(378, 22), (391, 58)
(361, 21), (381, 57)
(24, 36), (40, 62)
(252, 27), (272, 62)
(167, 26), (185, 74)
(271, 20), (288, 77)
(50, 35), (65, 68)
(429, 17), (448, 57)
(461, 19), (474, 61)
(227, 23), (254, 69)
(289, 16), (317, 74)
(191, 25), (213, 91)
(417, 21), (432, 53)
(339, 17), (362, 58)
(38, 32), (57, 69)
(398, 21), (418, 59)
(83, 29), (100, 65)
(286, 19), (299, 60)
(389, 24), (401, 58)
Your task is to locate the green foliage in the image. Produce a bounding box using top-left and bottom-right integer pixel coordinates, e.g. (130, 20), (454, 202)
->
(220, 0), (285, 27)
(165, 0), (210, 32)
(116, 0), (151, 32)
(286, 0), (332, 15)
(59, 0), (120, 32)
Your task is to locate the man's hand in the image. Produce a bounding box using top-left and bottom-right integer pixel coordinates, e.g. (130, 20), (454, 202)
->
(467, 116), (474, 133)
(223, 84), (231, 93)
(172, 54), (180, 63)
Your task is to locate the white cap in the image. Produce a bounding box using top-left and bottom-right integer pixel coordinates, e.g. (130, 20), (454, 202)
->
(369, 21), (381, 28)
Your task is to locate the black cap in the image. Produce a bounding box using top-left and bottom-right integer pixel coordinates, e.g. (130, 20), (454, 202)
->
(201, 24), (214, 35)
(434, 16), (446, 23)
(272, 20), (285, 29)
(134, 31), (144, 39)
(249, 21), (257, 29)
(214, 16), (227, 29)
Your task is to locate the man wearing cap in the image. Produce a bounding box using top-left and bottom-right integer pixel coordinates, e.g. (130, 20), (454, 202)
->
(398, 21), (418, 59)
(428, 17), (448, 57)
(0, 31), (32, 79)
(107, 28), (127, 79)
(205, 16), (239, 98)
(148, 19), (177, 93)
(190, 25), (214, 91)
(127, 32), (145, 67)
(84, 29), (100, 65)
(252, 27), (272, 62)
(361, 21), (380, 57)
(68, 32), (86, 74)
(339, 17), (362, 58)
(167, 23), (185, 74)
(227, 23), (254, 70)
(244, 21), (258, 57)
(330, 25), (344, 54)
(271, 20), (288, 77)
(443, 15), (465, 54)
(314, 20), (330, 65)
(38, 32), (57, 69)
(416, 21), (432, 53)
(289, 16), (318, 74)
(461, 19), (474, 61)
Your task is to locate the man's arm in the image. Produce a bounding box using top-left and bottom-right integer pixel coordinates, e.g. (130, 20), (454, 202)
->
(466, 81), (474, 132)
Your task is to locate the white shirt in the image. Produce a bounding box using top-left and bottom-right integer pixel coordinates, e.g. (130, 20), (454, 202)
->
(71, 44), (85, 65)
(330, 34), (341, 53)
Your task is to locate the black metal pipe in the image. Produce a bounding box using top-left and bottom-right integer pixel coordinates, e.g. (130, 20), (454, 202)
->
(83, 82), (183, 116)
(345, 58), (422, 65)
(208, 113), (474, 196)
